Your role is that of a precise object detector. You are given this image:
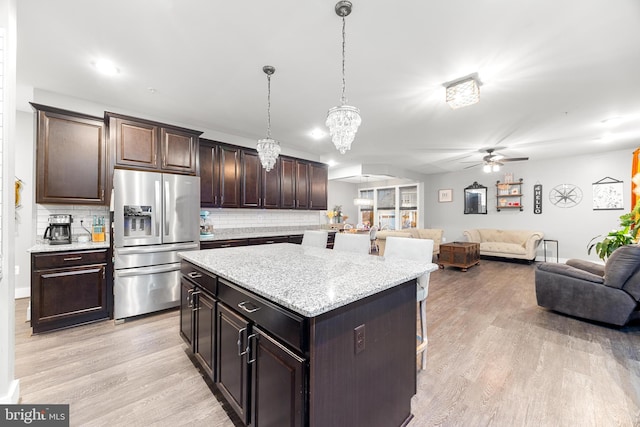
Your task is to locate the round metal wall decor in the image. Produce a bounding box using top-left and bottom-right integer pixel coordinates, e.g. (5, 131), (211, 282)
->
(549, 184), (582, 208)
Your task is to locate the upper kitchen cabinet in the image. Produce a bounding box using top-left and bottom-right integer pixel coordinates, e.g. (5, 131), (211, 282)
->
(107, 112), (201, 175)
(240, 149), (280, 209)
(32, 103), (108, 205)
(199, 138), (241, 208)
(309, 162), (328, 210)
(280, 157), (327, 210)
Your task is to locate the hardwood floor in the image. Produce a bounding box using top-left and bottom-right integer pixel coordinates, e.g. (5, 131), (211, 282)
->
(14, 259), (640, 426)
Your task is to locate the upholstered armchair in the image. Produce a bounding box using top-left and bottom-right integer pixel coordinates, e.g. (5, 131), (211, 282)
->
(535, 245), (640, 326)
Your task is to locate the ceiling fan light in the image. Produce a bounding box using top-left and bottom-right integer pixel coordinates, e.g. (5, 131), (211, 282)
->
(446, 76), (480, 109)
(492, 163), (500, 172)
(483, 164), (492, 173)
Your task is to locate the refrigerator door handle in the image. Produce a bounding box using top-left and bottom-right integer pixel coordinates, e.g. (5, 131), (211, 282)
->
(155, 180), (161, 237)
(114, 242), (199, 255)
(115, 262), (181, 278)
(165, 180), (170, 236)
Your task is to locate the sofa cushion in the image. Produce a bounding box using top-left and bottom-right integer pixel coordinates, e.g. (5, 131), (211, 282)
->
(604, 245), (640, 289)
(481, 242), (527, 255)
(478, 229), (528, 246)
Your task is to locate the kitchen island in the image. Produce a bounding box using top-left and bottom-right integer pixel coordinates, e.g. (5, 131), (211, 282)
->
(179, 243), (437, 427)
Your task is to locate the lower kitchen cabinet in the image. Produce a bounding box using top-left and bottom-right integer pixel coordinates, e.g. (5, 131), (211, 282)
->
(251, 326), (305, 427)
(31, 248), (111, 334)
(217, 303), (251, 423)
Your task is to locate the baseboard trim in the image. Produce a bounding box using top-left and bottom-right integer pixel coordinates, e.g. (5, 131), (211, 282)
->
(14, 287), (29, 299)
(0, 379), (20, 404)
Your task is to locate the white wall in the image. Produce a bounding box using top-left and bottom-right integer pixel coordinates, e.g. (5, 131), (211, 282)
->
(424, 148), (634, 262)
(328, 180), (358, 223)
(14, 110), (31, 298)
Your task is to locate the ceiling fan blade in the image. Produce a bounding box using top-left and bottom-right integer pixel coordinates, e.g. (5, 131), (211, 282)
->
(463, 163), (482, 169)
(501, 157), (529, 162)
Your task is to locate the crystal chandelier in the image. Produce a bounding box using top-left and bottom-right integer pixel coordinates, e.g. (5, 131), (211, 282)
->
(257, 65), (281, 171)
(326, 1), (361, 155)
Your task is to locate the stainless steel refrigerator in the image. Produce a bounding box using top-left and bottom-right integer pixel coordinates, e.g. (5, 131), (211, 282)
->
(113, 169), (200, 321)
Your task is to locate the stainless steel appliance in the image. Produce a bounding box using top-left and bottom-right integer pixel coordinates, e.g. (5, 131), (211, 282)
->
(43, 214), (73, 245)
(113, 169), (200, 321)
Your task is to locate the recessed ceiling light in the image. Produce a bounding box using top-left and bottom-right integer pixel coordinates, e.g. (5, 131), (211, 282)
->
(327, 159), (337, 167)
(93, 59), (120, 76)
(310, 128), (326, 140)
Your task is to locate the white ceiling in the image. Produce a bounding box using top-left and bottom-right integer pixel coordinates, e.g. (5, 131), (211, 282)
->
(16, 0), (640, 179)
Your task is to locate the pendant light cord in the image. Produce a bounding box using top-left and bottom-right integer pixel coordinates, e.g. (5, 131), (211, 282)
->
(341, 15), (347, 105)
(266, 73), (272, 139)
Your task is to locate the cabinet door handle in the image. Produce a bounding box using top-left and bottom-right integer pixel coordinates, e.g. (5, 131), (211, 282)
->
(191, 291), (201, 311)
(187, 289), (194, 308)
(247, 333), (258, 365)
(265, 240), (275, 244)
(238, 301), (261, 313)
(187, 271), (203, 279)
(220, 244), (231, 248)
(63, 256), (82, 261)
(237, 327), (248, 357)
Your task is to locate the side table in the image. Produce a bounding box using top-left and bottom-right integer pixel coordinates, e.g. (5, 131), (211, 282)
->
(438, 242), (480, 272)
(543, 239), (559, 263)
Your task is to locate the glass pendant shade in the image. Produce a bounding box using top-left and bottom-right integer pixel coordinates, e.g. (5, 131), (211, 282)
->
(353, 197), (373, 206)
(326, 105), (362, 154)
(446, 77), (480, 109)
(257, 138), (281, 172)
(257, 65), (280, 171)
(327, 1), (361, 154)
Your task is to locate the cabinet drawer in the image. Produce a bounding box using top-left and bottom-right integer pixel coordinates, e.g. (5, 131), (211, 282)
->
(247, 236), (289, 245)
(218, 278), (305, 352)
(180, 261), (217, 295)
(201, 239), (248, 250)
(33, 249), (108, 270)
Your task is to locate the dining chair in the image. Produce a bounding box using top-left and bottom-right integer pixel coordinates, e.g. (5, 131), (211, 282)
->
(333, 233), (370, 254)
(384, 236), (434, 370)
(369, 226), (378, 254)
(301, 230), (329, 249)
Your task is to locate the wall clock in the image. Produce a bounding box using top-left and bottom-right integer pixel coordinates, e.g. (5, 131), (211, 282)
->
(549, 184), (583, 208)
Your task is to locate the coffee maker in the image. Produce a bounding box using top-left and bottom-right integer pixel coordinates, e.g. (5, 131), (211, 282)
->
(43, 214), (73, 245)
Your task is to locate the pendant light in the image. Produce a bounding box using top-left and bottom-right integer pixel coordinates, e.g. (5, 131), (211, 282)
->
(326, 1), (361, 154)
(257, 65), (281, 171)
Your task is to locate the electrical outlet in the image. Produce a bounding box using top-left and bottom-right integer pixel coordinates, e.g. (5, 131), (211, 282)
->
(354, 324), (365, 354)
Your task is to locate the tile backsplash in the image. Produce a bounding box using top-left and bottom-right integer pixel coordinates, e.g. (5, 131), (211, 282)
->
(201, 208), (325, 230)
(36, 205), (326, 242)
(36, 204), (110, 242)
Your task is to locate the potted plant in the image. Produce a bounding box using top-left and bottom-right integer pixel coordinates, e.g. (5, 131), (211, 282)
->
(588, 200), (640, 261)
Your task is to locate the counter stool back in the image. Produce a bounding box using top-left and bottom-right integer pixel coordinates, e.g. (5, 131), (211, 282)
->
(333, 233), (370, 254)
(384, 236), (434, 370)
(301, 230), (329, 249)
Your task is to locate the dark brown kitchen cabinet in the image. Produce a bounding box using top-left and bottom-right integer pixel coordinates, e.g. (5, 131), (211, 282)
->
(251, 326), (305, 427)
(295, 160), (310, 209)
(107, 112), (200, 175)
(280, 157), (297, 209)
(241, 150), (280, 208)
(199, 138), (241, 208)
(180, 264), (218, 380)
(31, 103), (108, 205)
(309, 163), (328, 210)
(31, 248), (111, 333)
(217, 303), (251, 423)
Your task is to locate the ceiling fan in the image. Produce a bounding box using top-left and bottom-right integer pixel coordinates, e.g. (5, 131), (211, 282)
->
(464, 147), (529, 172)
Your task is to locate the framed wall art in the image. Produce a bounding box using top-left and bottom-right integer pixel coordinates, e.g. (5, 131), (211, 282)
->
(438, 188), (453, 203)
(592, 177), (623, 210)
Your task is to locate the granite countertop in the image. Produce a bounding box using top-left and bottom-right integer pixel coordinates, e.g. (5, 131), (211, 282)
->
(28, 240), (110, 253)
(180, 243), (438, 318)
(200, 228), (335, 242)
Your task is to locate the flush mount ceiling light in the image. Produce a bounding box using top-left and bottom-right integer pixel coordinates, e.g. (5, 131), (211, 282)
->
(326, 1), (362, 155)
(445, 75), (480, 109)
(93, 59), (120, 76)
(256, 65), (281, 172)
